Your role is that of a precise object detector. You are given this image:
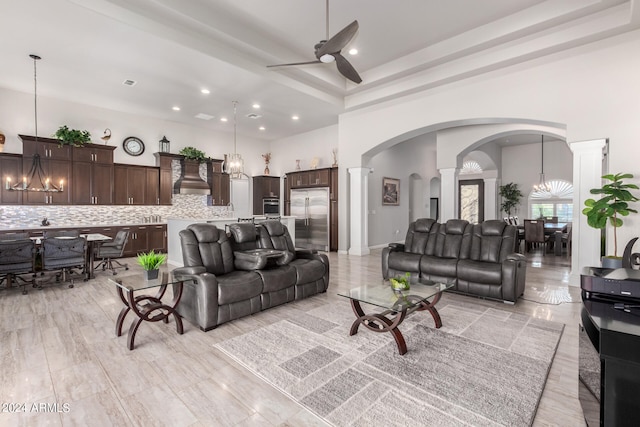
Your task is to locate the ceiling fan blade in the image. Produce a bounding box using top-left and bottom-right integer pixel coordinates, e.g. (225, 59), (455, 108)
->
(334, 53), (362, 84)
(316, 20), (359, 58)
(267, 60), (322, 68)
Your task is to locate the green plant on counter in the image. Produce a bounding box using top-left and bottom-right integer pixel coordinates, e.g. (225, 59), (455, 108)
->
(136, 250), (167, 271)
(53, 125), (91, 147)
(179, 146), (208, 162)
(583, 173), (639, 258)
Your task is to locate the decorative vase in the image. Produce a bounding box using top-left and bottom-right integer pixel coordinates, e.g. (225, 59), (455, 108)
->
(295, 160), (301, 170)
(264, 165), (270, 175)
(144, 269), (159, 280)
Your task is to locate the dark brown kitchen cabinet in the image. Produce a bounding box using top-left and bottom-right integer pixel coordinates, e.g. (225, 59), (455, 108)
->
(19, 135), (72, 205)
(252, 175), (280, 215)
(0, 153), (23, 205)
(309, 169), (330, 186)
(72, 161), (113, 205)
(288, 171), (309, 188)
(209, 172), (230, 206)
(114, 164), (158, 205)
(330, 167), (338, 251)
(146, 168), (159, 205)
(121, 224), (167, 256)
(147, 224), (167, 252)
(154, 152), (179, 205)
(72, 144), (114, 164)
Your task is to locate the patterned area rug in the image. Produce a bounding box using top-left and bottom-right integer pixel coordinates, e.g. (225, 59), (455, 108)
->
(214, 298), (564, 426)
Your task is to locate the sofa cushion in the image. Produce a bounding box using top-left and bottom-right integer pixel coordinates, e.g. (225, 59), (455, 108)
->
(420, 255), (458, 278)
(181, 224), (235, 275)
(432, 219), (470, 258)
(388, 251), (422, 273)
(217, 270), (263, 305)
(405, 218), (438, 254)
(457, 259), (502, 285)
(257, 265), (297, 292)
(290, 258), (325, 284)
(228, 223), (259, 251)
(257, 221), (296, 253)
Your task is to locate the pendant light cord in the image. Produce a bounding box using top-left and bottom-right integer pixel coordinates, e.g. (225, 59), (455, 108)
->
(233, 101), (237, 155)
(30, 54), (41, 140)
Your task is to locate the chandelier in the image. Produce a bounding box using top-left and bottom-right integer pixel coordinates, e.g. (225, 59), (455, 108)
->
(533, 135), (551, 192)
(7, 54), (63, 193)
(224, 101), (244, 179)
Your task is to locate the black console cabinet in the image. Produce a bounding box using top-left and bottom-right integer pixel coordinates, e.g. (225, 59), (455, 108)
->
(580, 297), (640, 426)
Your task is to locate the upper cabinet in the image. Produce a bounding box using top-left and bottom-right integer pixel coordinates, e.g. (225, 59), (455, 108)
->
(114, 164), (160, 205)
(71, 144), (115, 205)
(207, 159), (230, 206)
(252, 175), (280, 215)
(19, 135), (71, 205)
(287, 168), (331, 189)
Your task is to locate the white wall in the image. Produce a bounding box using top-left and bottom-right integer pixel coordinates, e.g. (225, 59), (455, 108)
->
(268, 125), (338, 177)
(366, 134), (437, 247)
(337, 29), (640, 256)
(0, 87), (266, 174)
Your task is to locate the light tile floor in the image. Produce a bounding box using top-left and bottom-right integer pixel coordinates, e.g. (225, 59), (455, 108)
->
(0, 248), (585, 426)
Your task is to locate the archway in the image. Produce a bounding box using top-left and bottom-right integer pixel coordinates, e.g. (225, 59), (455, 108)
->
(408, 173), (423, 223)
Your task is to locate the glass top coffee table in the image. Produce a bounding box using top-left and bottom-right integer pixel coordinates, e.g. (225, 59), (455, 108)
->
(338, 278), (453, 355)
(108, 270), (188, 350)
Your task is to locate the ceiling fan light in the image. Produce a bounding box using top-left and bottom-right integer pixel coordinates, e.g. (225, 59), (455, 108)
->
(319, 54), (335, 63)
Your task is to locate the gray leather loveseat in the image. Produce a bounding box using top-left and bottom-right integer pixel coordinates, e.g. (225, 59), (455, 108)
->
(382, 218), (526, 303)
(173, 221), (329, 331)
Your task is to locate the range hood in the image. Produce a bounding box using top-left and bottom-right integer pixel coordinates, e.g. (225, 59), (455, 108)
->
(173, 158), (210, 195)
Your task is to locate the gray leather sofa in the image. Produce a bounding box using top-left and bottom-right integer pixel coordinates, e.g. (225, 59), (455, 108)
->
(172, 221), (329, 331)
(382, 218), (526, 303)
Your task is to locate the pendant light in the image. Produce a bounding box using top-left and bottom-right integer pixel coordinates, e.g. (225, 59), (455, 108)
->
(224, 101), (244, 179)
(6, 54), (64, 193)
(533, 135), (551, 192)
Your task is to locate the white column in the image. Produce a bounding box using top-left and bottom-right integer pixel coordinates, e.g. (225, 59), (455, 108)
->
(348, 167), (371, 256)
(569, 139), (606, 286)
(484, 177), (498, 220)
(439, 167), (458, 221)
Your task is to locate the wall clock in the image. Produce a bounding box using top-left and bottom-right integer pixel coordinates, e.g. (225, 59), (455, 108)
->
(123, 136), (145, 156)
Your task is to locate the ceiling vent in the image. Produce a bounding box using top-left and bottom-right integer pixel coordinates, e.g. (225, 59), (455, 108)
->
(246, 113), (261, 119)
(122, 79), (137, 86)
(195, 113), (214, 121)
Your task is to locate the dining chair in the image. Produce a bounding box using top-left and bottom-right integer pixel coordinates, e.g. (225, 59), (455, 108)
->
(94, 230), (130, 275)
(40, 235), (87, 287)
(524, 219), (550, 254)
(0, 236), (36, 294)
(560, 224), (572, 256)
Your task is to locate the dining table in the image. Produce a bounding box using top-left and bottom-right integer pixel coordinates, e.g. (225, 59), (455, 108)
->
(517, 222), (570, 255)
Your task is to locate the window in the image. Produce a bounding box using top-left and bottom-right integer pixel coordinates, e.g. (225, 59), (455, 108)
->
(529, 180), (573, 222)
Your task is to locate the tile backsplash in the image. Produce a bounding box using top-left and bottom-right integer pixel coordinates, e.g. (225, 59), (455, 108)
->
(0, 194), (230, 229)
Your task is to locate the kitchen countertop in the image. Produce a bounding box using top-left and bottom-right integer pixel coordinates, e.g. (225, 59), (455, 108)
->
(0, 222), (167, 231)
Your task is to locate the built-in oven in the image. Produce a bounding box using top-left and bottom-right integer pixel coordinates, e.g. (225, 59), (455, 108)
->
(263, 197), (280, 215)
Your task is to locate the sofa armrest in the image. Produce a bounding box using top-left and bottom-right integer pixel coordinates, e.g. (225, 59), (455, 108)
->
(388, 243), (405, 251)
(295, 248), (318, 257)
(173, 270), (220, 331)
(501, 255), (527, 303)
(173, 266), (206, 278)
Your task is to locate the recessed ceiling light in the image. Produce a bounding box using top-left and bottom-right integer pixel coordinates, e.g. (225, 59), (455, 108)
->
(259, 126), (265, 131)
(122, 79), (137, 86)
(348, 48), (358, 55)
(195, 113), (214, 120)
(252, 103), (260, 109)
(292, 115), (299, 120)
(201, 88), (210, 94)
(220, 117), (228, 122)
(172, 106), (180, 111)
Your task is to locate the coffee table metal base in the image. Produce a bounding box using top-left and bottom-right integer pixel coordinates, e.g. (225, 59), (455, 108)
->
(348, 292), (443, 355)
(115, 282), (184, 350)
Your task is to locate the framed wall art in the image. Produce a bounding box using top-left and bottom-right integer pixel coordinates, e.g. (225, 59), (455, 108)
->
(382, 177), (400, 206)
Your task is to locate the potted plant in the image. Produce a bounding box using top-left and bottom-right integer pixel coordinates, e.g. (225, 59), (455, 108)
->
(53, 125), (91, 147)
(136, 250), (167, 280)
(499, 182), (524, 216)
(179, 146), (208, 162)
(583, 173), (639, 267)
(390, 272), (411, 291)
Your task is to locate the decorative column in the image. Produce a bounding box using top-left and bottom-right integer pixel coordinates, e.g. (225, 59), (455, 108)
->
(348, 167), (371, 256)
(483, 177), (498, 220)
(569, 139), (606, 286)
(439, 167), (458, 222)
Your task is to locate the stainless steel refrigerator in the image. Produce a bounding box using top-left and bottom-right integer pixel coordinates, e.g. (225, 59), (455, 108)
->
(290, 188), (329, 251)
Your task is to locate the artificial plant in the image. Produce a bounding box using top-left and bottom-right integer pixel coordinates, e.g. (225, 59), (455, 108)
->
(582, 173), (639, 258)
(53, 125), (91, 147)
(179, 146), (208, 162)
(499, 182), (524, 216)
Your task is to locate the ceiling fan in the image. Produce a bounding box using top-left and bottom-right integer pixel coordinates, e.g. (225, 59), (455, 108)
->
(267, 0), (362, 84)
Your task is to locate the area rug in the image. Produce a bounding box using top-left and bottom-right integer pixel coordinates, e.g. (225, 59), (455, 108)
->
(214, 298), (564, 426)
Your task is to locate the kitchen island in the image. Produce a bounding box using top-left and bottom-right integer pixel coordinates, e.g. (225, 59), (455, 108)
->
(167, 216), (295, 266)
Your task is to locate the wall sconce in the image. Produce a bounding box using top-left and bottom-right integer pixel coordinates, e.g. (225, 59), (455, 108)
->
(159, 135), (170, 153)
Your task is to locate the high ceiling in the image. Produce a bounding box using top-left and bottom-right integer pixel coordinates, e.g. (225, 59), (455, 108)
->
(0, 0), (636, 141)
